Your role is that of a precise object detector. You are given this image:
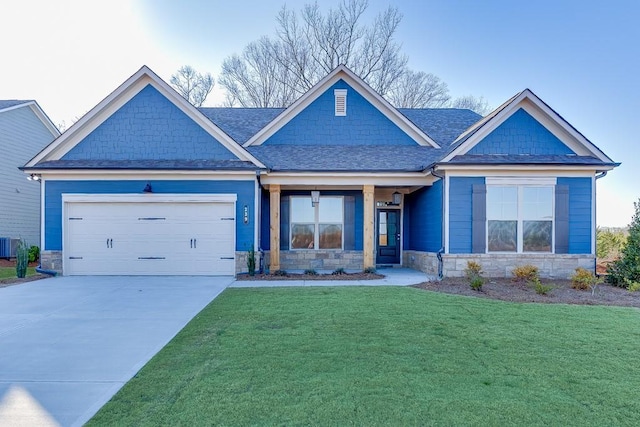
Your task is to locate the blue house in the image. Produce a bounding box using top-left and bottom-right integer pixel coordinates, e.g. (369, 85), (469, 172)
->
(0, 100), (59, 253)
(23, 66), (618, 277)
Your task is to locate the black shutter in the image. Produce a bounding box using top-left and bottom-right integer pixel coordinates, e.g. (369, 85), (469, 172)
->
(472, 184), (487, 253)
(280, 195), (289, 251)
(344, 196), (355, 250)
(555, 185), (570, 254)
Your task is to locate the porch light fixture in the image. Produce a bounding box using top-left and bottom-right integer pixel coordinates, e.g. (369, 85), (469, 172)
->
(311, 190), (320, 207)
(143, 182), (153, 193)
(392, 191), (402, 205)
(27, 174), (41, 181)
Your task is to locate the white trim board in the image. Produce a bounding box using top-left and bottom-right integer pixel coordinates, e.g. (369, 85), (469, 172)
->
(62, 193), (238, 204)
(34, 171), (258, 181)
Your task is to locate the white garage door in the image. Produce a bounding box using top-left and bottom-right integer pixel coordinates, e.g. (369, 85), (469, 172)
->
(64, 198), (236, 275)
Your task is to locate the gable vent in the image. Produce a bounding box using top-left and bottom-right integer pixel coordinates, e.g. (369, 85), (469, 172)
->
(334, 89), (347, 116)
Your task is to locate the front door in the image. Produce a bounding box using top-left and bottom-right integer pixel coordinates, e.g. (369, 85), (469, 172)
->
(376, 209), (400, 264)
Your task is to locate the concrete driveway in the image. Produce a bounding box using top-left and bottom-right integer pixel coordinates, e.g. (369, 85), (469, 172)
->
(0, 275), (232, 426)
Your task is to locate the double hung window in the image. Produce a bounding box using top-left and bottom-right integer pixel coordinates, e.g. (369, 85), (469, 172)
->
(487, 185), (553, 253)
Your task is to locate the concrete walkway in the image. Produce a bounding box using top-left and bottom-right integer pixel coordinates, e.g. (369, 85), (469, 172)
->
(0, 276), (232, 427)
(230, 267), (433, 287)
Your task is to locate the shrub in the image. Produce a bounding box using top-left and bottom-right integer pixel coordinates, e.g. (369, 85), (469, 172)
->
(15, 239), (29, 278)
(627, 280), (640, 292)
(363, 266), (377, 274)
(607, 199), (640, 287)
(304, 269), (318, 276)
(272, 269), (288, 277)
(28, 245), (40, 263)
(464, 261), (482, 279)
(332, 267), (346, 275)
(469, 276), (484, 291)
(464, 261), (484, 291)
(530, 278), (553, 295)
(246, 245), (256, 276)
(571, 267), (601, 292)
(512, 265), (539, 282)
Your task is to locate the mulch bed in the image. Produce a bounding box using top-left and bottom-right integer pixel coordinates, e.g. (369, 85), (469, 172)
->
(413, 277), (640, 308)
(236, 272), (384, 281)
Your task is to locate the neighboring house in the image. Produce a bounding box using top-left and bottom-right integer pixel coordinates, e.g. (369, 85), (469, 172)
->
(0, 100), (59, 254)
(23, 66), (618, 277)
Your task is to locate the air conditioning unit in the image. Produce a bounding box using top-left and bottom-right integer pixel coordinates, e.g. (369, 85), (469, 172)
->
(0, 237), (21, 259)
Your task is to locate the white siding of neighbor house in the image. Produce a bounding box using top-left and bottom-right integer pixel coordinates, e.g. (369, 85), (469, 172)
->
(0, 106), (56, 246)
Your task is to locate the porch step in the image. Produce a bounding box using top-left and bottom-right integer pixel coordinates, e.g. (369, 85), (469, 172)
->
(376, 264), (401, 269)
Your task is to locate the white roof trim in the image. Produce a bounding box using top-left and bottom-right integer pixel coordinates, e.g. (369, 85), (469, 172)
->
(0, 101), (60, 138)
(442, 89), (614, 163)
(243, 64), (440, 148)
(25, 66), (265, 169)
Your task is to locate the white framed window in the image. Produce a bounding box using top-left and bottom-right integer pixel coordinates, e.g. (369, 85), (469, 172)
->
(487, 185), (554, 253)
(291, 196), (343, 249)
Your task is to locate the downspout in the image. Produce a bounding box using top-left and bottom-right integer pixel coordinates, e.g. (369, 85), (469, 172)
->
(256, 170), (266, 273)
(430, 165), (446, 280)
(594, 171), (608, 277)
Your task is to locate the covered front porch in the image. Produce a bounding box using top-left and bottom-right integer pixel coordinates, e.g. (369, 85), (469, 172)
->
(259, 172), (439, 273)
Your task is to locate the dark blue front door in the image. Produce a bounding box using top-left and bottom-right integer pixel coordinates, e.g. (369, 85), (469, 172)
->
(376, 209), (400, 264)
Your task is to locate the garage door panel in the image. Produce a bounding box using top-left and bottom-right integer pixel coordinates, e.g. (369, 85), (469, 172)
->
(65, 200), (236, 276)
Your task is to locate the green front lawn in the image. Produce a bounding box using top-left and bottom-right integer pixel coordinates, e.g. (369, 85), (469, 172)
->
(0, 266), (36, 280)
(89, 287), (640, 426)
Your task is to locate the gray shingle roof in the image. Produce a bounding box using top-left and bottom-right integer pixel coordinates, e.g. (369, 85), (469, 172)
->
(397, 108), (480, 147)
(0, 100), (31, 111)
(26, 159), (258, 171)
(247, 145), (444, 172)
(199, 108), (283, 144)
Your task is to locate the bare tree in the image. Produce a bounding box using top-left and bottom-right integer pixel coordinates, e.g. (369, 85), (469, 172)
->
(170, 65), (215, 107)
(218, 0), (490, 113)
(219, 0), (409, 107)
(387, 70), (451, 108)
(450, 95), (492, 116)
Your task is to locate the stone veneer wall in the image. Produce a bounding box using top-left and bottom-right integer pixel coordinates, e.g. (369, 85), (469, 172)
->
(235, 250), (264, 275)
(263, 250), (364, 272)
(404, 251), (594, 279)
(403, 250), (439, 275)
(40, 250), (62, 273)
(443, 254), (595, 279)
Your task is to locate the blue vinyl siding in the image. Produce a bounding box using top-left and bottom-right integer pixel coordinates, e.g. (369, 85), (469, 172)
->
(261, 190), (363, 250)
(63, 85), (237, 161)
(403, 180), (442, 252)
(449, 177), (484, 253)
(44, 180), (255, 251)
(468, 108), (574, 155)
(558, 177), (592, 254)
(263, 80), (417, 146)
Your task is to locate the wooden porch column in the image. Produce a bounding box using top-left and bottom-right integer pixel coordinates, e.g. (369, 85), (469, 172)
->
(269, 184), (281, 272)
(363, 184), (375, 269)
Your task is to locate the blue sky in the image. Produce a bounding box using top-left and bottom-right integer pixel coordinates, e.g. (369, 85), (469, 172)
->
(1, 0), (637, 226)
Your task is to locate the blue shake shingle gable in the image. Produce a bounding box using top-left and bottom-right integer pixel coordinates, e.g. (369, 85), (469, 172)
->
(62, 85), (238, 161)
(262, 80), (418, 146)
(468, 108), (574, 156)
